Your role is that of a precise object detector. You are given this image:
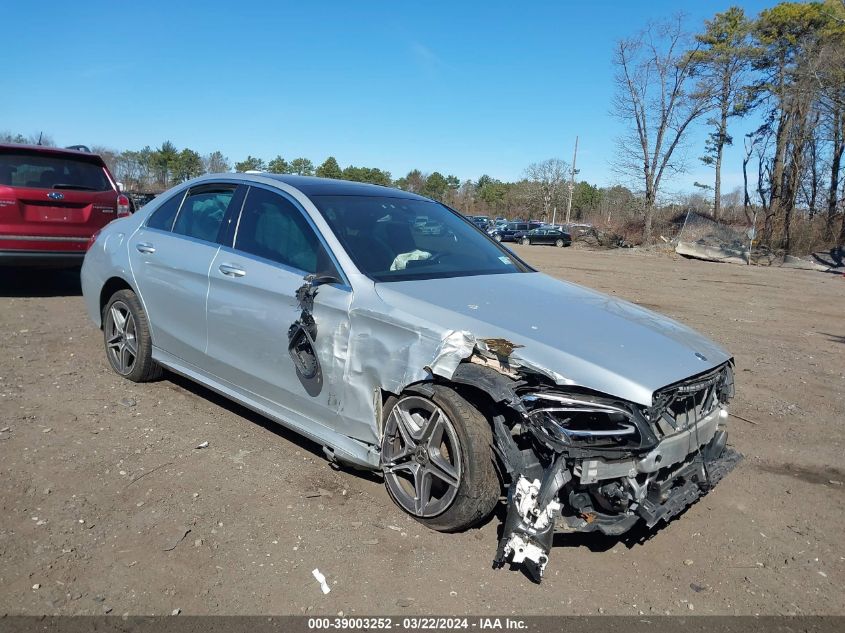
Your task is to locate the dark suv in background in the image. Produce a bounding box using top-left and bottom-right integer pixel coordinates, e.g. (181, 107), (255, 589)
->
(489, 220), (542, 242)
(0, 144), (130, 266)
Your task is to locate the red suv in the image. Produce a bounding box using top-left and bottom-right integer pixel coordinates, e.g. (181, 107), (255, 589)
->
(0, 144), (131, 266)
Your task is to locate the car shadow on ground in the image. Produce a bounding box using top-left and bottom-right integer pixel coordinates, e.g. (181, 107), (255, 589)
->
(0, 266), (82, 297)
(163, 371), (384, 484)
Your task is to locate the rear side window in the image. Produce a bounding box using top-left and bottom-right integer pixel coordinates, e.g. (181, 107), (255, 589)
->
(146, 191), (185, 231)
(234, 187), (332, 274)
(0, 152), (112, 191)
(172, 185), (236, 243)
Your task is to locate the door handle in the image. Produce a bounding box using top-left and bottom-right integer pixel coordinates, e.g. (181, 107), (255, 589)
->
(135, 242), (156, 254)
(218, 263), (246, 278)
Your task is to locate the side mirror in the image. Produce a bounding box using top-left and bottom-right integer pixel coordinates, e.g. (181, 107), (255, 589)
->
(308, 273), (341, 287)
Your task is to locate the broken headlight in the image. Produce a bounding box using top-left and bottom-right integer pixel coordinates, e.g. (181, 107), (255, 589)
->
(522, 392), (657, 452)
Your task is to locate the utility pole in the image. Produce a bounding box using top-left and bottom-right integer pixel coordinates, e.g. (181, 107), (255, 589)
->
(565, 136), (578, 225)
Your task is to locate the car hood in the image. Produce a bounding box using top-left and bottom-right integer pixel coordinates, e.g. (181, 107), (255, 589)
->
(373, 272), (731, 406)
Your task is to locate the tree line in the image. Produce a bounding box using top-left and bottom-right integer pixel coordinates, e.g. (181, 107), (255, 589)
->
(2, 129), (606, 224)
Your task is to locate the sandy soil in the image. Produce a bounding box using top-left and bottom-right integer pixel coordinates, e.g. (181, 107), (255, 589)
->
(1, 246), (843, 616)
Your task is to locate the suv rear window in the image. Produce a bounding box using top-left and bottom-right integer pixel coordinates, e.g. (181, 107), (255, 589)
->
(0, 152), (112, 192)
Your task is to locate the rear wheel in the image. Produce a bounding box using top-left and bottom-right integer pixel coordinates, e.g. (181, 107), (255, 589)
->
(555, 238), (564, 247)
(521, 237), (530, 245)
(102, 289), (162, 382)
(381, 386), (499, 531)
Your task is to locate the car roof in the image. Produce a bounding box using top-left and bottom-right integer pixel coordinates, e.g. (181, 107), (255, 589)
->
(257, 174), (430, 201)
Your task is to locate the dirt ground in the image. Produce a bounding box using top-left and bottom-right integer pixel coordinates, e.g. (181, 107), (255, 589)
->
(1, 246), (843, 616)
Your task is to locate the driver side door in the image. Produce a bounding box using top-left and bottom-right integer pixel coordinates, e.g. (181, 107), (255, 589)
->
(205, 185), (362, 437)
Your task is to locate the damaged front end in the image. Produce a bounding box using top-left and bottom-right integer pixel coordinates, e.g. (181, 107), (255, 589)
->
(485, 361), (741, 582)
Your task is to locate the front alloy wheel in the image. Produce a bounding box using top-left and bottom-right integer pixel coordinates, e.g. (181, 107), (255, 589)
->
(382, 396), (461, 517)
(381, 387), (499, 531)
(521, 237), (530, 245)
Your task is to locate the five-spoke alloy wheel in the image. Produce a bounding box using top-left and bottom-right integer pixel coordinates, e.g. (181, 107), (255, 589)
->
(381, 386), (499, 531)
(102, 289), (162, 383)
(105, 300), (138, 375)
(382, 395), (462, 518)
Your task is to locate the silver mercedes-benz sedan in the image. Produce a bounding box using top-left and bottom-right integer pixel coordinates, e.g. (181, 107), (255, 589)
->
(81, 173), (740, 580)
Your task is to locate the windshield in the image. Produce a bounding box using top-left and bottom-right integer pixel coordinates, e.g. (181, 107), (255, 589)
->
(311, 195), (533, 282)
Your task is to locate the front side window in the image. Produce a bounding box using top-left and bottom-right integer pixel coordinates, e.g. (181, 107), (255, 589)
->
(234, 187), (333, 275)
(172, 185), (236, 243)
(312, 195), (532, 282)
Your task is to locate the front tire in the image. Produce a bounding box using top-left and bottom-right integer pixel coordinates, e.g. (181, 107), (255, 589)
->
(521, 237), (530, 245)
(102, 289), (163, 383)
(380, 386), (499, 532)
(494, 234), (502, 242)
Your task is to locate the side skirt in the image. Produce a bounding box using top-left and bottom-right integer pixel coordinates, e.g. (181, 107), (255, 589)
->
(152, 347), (380, 469)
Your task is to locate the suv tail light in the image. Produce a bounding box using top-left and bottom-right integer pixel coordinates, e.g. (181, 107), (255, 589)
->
(117, 194), (131, 217)
(86, 228), (102, 251)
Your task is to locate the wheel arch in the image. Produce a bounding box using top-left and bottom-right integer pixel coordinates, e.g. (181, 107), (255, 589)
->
(99, 276), (136, 326)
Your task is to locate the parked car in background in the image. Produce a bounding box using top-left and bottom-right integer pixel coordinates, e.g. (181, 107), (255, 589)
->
(81, 173), (739, 582)
(469, 215), (490, 230)
(519, 227), (572, 247)
(0, 143), (130, 266)
(489, 221), (542, 242)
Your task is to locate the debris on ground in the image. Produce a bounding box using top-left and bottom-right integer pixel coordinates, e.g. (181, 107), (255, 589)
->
(195, 441), (209, 449)
(312, 569), (331, 594)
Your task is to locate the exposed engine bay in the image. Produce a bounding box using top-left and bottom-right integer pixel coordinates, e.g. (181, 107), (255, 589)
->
(447, 359), (742, 582)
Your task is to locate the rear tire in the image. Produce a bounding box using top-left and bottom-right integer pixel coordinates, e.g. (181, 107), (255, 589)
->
(555, 238), (564, 247)
(381, 386), (499, 532)
(102, 289), (163, 383)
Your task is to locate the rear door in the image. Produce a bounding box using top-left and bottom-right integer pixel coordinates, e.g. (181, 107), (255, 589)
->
(0, 148), (118, 253)
(128, 183), (244, 367)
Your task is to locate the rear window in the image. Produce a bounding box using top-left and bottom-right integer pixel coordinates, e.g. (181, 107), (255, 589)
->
(0, 152), (112, 192)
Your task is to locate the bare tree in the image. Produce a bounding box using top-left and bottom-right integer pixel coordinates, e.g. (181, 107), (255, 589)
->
(203, 151), (230, 174)
(612, 15), (712, 243)
(525, 158), (568, 222)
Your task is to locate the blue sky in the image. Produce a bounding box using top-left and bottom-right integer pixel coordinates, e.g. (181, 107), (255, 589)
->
(4, 1), (774, 196)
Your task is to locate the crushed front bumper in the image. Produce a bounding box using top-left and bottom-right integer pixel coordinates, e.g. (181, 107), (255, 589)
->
(558, 438), (742, 536)
(493, 404), (742, 581)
